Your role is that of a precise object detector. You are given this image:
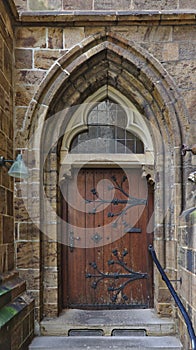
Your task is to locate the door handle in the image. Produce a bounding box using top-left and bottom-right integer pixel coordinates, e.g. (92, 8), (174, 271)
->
(69, 231), (80, 252)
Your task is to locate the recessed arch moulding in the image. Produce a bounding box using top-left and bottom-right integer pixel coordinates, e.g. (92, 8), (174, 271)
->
(59, 85), (155, 175)
(23, 31), (188, 317)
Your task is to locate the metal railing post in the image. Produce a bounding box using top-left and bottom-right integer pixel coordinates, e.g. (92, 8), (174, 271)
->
(148, 244), (196, 350)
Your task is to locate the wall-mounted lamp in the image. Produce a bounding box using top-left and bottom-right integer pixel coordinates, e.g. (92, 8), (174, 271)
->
(0, 154), (29, 179)
(188, 171), (196, 184)
(181, 144), (196, 156)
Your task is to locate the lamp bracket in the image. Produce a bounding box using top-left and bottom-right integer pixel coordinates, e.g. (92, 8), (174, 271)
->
(0, 156), (14, 167)
(181, 144), (196, 156)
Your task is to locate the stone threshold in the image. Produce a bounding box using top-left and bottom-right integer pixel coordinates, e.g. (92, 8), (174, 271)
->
(41, 309), (176, 337)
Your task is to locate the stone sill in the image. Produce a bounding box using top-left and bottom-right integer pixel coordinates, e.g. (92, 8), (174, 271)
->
(16, 10), (196, 26)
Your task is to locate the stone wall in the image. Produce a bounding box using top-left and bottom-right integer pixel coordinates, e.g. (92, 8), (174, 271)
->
(14, 0), (196, 12)
(11, 4), (196, 350)
(0, 0), (14, 276)
(0, 2), (34, 349)
(12, 10), (196, 350)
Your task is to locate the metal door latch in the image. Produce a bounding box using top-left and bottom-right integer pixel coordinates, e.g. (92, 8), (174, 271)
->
(69, 231), (80, 252)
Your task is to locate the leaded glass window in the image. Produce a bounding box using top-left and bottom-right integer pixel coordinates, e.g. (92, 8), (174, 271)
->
(70, 99), (144, 154)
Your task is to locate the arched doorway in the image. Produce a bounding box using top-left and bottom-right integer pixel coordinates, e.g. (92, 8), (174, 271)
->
(60, 97), (154, 309)
(22, 31), (187, 319)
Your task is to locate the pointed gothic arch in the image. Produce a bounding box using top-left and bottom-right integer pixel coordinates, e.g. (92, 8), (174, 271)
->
(22, 30), (189, 318)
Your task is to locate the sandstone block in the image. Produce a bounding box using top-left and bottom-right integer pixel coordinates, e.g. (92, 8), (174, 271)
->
(14, 0), (28, 12)
(29, 0), (62, 10)
(43, 303), (58, 318)
(15, 107), (28, 130)
(15, 49), (33, 69)
(112, 26), (147, 42)
(3, 216), (14, 244)
(18, 222), (40, 240)
(180, 0), (196, 9)
(0, 244), (8, 273)
(163, 60), (196, 89)
(0, 71), (10, 94)
(133, 0), (178, 10)
(64, 28), (85, 49)
(26, 197), (40, 222)
(173, 26), (196, 41)
(16, 242), (40, 268)
(156, 302), (173, 316)
(19, 269), (40, 290)
(162, 42), (179, 61)
(84, 27), (105, 37)
(15, 85), (36, 106)
(2, 117), (12, 147)
(0, 215), (2, 244)
(34, 49), (63, 70)
(48, 28), (63, 49)
(44, 287), (58, 304)
(0, 86), (5, 111)
(1, 166), (13, 192)
(43, 241), (58, 267)
(192, 275), (196, 307)
(7, 243), (14, 271)
(14, 198), (30, 221)
(94, 0), (132, 10)
(0, 187), (6, 214)
(44, 269), (58, 287)
(180, 268), (192, 304)
(3, 45), (12, 82)
(63, 0), (92, 10)
(7, 190), (13, 217)
(157, 288), (172, 303)
(143, 26), (172, 43)
(179, 42), (196, 60)
(16, 70), (46, 86)
(0, 35), (3, 71)
(15, 27), (47, 48)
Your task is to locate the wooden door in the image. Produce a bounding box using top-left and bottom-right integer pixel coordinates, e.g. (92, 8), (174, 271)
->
(62, 167), (154, 309)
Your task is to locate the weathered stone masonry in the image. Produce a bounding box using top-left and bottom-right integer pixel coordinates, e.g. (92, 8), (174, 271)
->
(0, 0), (195, 349)
(14, 0), (196, 11)
(0, 2), (34, 350)
(13, 12), (196, 349)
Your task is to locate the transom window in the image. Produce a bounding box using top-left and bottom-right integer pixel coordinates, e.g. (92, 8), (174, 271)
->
(70, 99), (144, 154)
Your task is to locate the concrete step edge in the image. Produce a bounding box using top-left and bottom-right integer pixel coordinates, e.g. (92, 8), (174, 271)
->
(29, 335), (182, 349)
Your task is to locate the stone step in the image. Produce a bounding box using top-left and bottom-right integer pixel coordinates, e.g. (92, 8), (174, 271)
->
(29, 335), (182, 350)
(41, 309), (176, 336)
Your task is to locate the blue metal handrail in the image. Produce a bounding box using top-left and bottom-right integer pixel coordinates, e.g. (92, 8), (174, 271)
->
(148, 244), (196, 350)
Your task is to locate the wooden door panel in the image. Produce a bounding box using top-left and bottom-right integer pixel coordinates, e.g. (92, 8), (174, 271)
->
(62, 167), (153, 309)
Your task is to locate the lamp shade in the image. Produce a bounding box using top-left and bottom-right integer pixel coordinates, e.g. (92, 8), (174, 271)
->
(8, 154), (29, 179)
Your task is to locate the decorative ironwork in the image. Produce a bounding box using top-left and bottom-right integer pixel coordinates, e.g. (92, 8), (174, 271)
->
(86, 175), (146, 233)
(86, 249), (148, 303)
(91, 232), (102, 244)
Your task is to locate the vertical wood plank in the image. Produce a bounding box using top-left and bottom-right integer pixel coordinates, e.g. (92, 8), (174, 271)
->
(85, 168), (96, 305)
(67, 169), (86, 306)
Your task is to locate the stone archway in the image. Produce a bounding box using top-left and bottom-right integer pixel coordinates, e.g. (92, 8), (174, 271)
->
(20, 31), (188, 319)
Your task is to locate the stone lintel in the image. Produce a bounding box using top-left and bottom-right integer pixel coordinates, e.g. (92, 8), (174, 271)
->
(17, 10), (196, 26)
